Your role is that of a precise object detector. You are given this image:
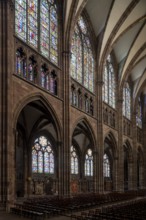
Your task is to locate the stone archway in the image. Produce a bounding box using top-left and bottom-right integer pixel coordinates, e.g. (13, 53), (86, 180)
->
(104, 132), (118, 192)
(71, 119), (97, 195)
(15, 99), (61, 198)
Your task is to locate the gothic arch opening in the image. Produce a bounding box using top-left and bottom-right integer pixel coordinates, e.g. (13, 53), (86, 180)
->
(123, 141), (133, 191)
(104, 133), (117, 192)
(15, 100), (60, 198)
(137, 147), (144, 189)
(71, 120), (95, 194)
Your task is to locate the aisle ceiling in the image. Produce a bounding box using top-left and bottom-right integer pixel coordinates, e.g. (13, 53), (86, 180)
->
(64, 0), (146, 98)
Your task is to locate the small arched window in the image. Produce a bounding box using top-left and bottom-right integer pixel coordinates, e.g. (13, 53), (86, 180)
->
(71, 16), (94, 92)
(71, 146), (78, 174)
(85, 149), (93, 176)
(103, 54), (116, 108)
(123, 82), (131, 120)
(16, 48), (26, 78)
(40, 64), (48, 89)
(15, 0), (58, 64)
(28, 56), (37, 82)
(103, 154), (110, 178)
(136, 97), (142, 128)
(32, 135), (54, 174)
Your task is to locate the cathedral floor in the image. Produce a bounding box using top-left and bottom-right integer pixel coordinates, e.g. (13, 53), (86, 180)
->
(0, 211), (70, 220)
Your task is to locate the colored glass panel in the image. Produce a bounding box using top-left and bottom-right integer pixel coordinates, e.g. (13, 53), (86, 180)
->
(123, 83), (131, 120)
(28, 0), (38, 47)
(32, 149), (37, 173)
(32, 135), (54, 174)
(103, 154), (110, 177)
(38, 151), (43, 173)
(40, 0), (49, 57)
(15, 0), (27, 41)
(50, 6), (58, 64)
(71, 146), (78, 174)
(16, 50), (27, 78)
(15, 0), (58, 65)
(71, 16), (94, 92)
(136, 98), (142, 128)
(103, 54), (115, 108)
(85, 149), (93, 176)
(28, 64), (34, 81)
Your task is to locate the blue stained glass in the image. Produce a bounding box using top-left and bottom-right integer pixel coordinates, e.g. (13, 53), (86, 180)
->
(71, 16), (94, 92)
(28, 64), (34, 81)
(103, 54), (115, 108)
(71, 146), (78, 174)
(85, 149), (93, 176)
(41, 69), (46, 88)
(136, 98), (142, 128)
(16, 50), (27, 78)
(46, 75), (49, 90)
(40, 0), (49, 57)
(28, 0), (38, 48)
(15, 0), (27, 41)
(32, 135), (54, 174)
(123, 83), (131, 119)
(103, 154), (110, 177)
(15, 0), (58, 65)
(32, 150), (37, 173)
(50, 6), (58, 63)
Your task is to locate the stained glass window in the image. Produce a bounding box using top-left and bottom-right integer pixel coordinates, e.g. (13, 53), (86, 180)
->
(28, 0), (38, 48)
(15, 0), (27, 41)
(103, 154), (110, 177)
(16, 48), (26, 78)
(85, 149), (93, 176)
(28, 56), (37, 82)
(103, 54), (116, 108)
(32, 135), (54, 174)
(71, 16), (94, 92)
(15, 0), (58, 64)
(123, 82), (131, 120)
(136, 97), (142, 128)
(71, 146), (78, 174)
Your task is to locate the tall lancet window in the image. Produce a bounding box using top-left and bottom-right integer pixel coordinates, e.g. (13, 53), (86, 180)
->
(71, 146), (78, 174)
(85, 149), (93, 176)
(71, 16), (94, 92)
(123, 82), (131, 120)
(32, 135), (54, 174)
(103, 54), (116, 108)
(136, 97), (142, 128)
(103, 154), (110, 178)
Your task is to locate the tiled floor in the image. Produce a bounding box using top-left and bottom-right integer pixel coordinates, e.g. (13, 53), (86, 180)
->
(0, 211), (71, 220)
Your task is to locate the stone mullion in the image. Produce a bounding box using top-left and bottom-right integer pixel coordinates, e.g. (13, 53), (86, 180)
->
(117, 98), (124, 192)
(97, 81), (104, 193)
(62, 51), (70, 196)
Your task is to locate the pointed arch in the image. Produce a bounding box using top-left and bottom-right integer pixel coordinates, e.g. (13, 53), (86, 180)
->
(13, 92), (62, 142)
(103, 131), (118, 158)
(123, 139), (133, 162)
(71, 116), (97, 151)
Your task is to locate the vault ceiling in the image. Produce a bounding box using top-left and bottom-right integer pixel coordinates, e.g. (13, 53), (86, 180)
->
(64, 0), (146, 98)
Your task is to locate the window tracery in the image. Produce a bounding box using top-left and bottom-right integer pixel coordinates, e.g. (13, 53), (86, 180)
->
(85, 149), (93, 176)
